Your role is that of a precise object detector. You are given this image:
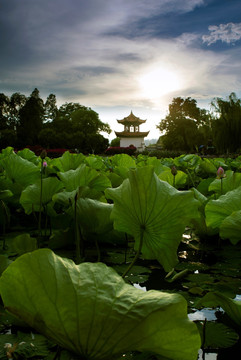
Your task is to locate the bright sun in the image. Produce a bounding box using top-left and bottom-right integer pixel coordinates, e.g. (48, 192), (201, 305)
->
(139, 66), (182, 100)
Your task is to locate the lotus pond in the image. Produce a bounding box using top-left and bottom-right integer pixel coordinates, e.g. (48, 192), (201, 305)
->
(1, 147), (241, 360)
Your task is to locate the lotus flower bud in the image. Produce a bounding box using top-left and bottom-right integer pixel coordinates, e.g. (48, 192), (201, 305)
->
(171, 166), (177, 176)
(217, 166), (225, 179)
(43, 161), (47, 167)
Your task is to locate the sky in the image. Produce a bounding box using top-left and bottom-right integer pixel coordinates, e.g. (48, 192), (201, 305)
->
(1, 0), (241, 141)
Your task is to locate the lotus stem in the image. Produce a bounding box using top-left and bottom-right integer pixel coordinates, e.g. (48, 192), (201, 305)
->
(186, 169), (195, 188)
(220, 177), (223, 195)
(173, 175), (176, 188)
(74, 192), (85, 264)
(122, 227), (144, 278)
(37, 159), (44, 246)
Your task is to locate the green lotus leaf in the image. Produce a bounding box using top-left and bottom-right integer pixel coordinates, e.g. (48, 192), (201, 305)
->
(20, 178), (64, 214)
(111, 153), (136, 168)
(205, 186), (241, 233)
(75, 198), (113, 234)
(105, 166), (199, 271)
(51, 151), (86, 171)
(196, 158), (217, 177)
(17, 148), (39, 164)
(0, 189), (13, 200)
(0, 146), (14, 158)
(158, 169), (187, 188)
(197, 291), (241, 328)
(106, 172), (123, 188)
(219, 210), (241, 244)
(0, 153), (40, 188)
(58, 164), (111, 192)
(208, 170), (241, 196)
(196, 178), (214, 196)
(0, 249), (201, 360)
(145, 157), (169, 175)
(10, 233), (37, 255)
(85, 155), (106, 170)
(0, 255), (11, 275)
(196, 321), (238, 349)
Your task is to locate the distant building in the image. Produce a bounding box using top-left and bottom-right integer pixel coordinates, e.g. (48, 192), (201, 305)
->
(115, 111), (149, 152)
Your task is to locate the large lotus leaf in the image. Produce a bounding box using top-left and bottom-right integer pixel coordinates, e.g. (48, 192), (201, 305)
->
(17, 148), (39, 165)
(85, 155), (106, 170)
(158, 169), (187, 188)
(58, 164), (111, 192)
(196, 158), (217, 177)
(75, 198), (113, 234)
(20, 178), (64, 214)
(208, 170), (241, 195)
(205, 186), (241, 233)
(196, 321), (238, 349)
(145, 157), (169, 175)
(197, 291), (241, 327)
(105, 166), (199, 271)
(106, 172), (123, 188)
(10, 233), (37, 255)
(219, 210), (241, 245)
(0, 249), (201, 360)
(111, 153), (136, 168)
(51, 151), (86, 171)
(0, 153), (40, 187)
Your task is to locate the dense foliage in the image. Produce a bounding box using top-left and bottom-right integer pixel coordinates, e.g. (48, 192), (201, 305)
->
(1, 149), (241, 359)
(157, 93), (241, 154)
(0, 89), (110, 153)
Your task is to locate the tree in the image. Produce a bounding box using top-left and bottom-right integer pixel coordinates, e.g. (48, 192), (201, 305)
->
(211, 93), (241, 153)
(110, 137), (120, 147)
(9, 92), (27, 129)
(157, 97), (212, 152)
(18, 88), (44, 146)
(44, 94), (58, 123)
(0, 93), (10, 130)
(70, 108), (111, 135)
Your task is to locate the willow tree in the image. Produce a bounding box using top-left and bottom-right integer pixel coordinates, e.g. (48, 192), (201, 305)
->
(211, 93), (241, 153)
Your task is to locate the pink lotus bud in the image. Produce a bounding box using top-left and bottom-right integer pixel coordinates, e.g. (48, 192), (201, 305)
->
(217, 167), (225, 179)
(171, 166), (177, 176)
(43, 161), (47, 167)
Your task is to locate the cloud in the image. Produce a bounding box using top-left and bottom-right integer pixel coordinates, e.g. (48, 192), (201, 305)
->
(202, 22), (241, 45)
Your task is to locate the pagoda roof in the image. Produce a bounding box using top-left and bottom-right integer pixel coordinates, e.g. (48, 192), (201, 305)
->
(115, 131), (149, 138)
(117, 111), (146, 125)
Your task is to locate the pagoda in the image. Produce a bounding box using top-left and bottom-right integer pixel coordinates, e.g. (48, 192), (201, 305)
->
(115, 111), (149, 152)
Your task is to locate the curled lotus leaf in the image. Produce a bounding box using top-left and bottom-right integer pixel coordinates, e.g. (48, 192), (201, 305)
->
(0, 249), (200, 360)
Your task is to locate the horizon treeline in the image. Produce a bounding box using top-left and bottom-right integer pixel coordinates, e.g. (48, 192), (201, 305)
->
(0, 88), (111, 154)
(1, 88), (241, 154)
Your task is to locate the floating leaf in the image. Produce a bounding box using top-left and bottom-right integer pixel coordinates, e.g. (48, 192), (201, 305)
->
(106, 166), (199, 272)
(0, 249), (201, 360)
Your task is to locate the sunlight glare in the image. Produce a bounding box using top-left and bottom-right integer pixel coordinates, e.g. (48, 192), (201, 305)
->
(139, 66), (182, 99)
